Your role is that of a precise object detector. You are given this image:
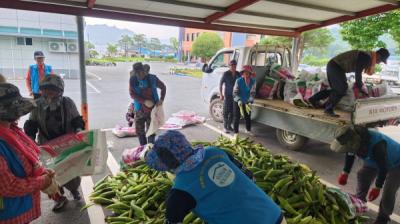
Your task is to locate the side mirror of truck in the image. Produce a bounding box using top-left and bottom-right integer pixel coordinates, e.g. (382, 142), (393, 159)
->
(202, 64), (213, 73)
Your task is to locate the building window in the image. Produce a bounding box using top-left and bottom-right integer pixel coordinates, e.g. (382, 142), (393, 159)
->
(16, 37), (33, 46)
(25, 38), (33, 45)
(186, 33), (190, 41)
(192, 33), (195, 41)
(197, 33), (200, 38)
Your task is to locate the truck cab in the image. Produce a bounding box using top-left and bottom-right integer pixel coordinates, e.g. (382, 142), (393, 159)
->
(201, 45), (290, 122)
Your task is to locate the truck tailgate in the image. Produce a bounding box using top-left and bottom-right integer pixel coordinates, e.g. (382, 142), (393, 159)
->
(353, 95), (400, 124)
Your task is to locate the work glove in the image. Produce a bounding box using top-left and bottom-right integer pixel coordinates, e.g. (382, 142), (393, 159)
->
(338, 172), (348, 186)
(238, 100), (242, 107)
(368, 187), (381, 201)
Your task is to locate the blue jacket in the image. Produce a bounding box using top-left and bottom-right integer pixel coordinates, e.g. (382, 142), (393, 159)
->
(233, 77), (256, 104)
(30, 64), (52, 94)
(173, 147), (282, 224)
(364, 129), (400, 169)
(130, 74), (159, 112)
(0, 140), (33, 221)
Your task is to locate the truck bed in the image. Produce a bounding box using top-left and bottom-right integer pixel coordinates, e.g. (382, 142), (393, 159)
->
(253, 99), (351, 125)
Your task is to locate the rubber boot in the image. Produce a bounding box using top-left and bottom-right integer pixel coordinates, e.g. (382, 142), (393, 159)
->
(138, 134), (147, 146)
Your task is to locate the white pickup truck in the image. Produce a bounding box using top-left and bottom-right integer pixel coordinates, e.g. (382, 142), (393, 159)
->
(201, 45), (400, 150)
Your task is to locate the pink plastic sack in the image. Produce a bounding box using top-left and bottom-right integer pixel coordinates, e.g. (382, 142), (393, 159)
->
(122, 146), (145, 166)
(112, 125), (136, 138)
(297, 80), (307, 98)
(258, 77), (279, 99)
(348, 194), (368, 214)
(270, 64), (295, 80)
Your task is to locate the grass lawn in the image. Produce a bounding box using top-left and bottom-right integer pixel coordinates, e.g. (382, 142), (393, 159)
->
(174, 68), (203, 78)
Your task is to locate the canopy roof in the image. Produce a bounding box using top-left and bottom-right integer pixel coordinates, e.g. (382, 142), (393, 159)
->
(1, 0), (399, 37)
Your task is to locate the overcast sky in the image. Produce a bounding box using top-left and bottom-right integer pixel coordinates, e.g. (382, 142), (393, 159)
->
(84, 17), (179, 39)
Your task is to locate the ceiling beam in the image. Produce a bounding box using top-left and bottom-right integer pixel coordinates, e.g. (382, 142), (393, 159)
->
(236, 10), (321, 24)
(149, 0), (320, 24)
(265, 0), (356, 16)
(87, 0), (96, 9)
(146, 0), (224, 11)
(205, 0), (260, 23)
(3, 0), (299, 37)
(214, 21), (296, 31)
(296, 4), (400, 33)
(377, 0), (400, 5)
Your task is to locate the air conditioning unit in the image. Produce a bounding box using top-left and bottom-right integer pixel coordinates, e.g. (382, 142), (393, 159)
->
(48, 42), (66, 52)
(66, 42), (78, 53)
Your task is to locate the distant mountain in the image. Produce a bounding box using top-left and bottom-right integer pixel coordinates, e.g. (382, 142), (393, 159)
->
(85, 24), (172, 54)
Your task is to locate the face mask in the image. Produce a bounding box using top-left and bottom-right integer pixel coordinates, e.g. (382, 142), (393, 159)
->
(43, 94), (62, 111)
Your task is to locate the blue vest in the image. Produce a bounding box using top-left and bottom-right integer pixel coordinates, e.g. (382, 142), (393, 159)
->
(30, 64), (52, 94)
(131, 74), (159, 111)
(0, 140), (33, 221)
(174, 147), (282, 224)
(364, 129), (400, 169)
(236, 77), (255, 104)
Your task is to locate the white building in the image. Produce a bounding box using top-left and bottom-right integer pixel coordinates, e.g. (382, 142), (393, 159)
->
(0, 8), (79, 79)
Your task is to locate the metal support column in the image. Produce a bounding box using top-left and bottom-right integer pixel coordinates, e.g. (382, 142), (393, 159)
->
(291, 37), (301, 74)
(77, 16), (89, 129)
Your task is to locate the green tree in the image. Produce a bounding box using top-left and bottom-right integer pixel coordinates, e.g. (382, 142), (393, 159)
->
(133, 34), (146, 55)
(169, 37), (179, 54)
(106, 43), (118, 57)
(148, 38), (161, 56)
(85, 41), (95, 50)
(89, 50), (99, 58)
(118, 35), (133, 57)
(192, 32), (224, 61)
(259, 28), (334, 67)
(340, 10), (400, 52)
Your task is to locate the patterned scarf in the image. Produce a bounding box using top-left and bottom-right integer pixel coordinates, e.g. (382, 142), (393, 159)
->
(0, 124), (44, 177)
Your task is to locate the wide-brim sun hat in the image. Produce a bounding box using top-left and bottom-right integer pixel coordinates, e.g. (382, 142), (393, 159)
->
(0, 83), (36, 121)
(145, 130), (205, 173)
(39, 75), (64, 93)
(330, 127), (361, 153)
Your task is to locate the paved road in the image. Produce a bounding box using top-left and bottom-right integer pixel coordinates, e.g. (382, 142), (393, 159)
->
(8, 62), (400, 223)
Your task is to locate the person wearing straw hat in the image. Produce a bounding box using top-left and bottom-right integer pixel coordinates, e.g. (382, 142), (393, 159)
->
(143, 130), (285, 224)
(25, 51), (54, 99)
(233, 65), (256, 136)
(332, 126), (400, 224)
(0, 83), (55, 223)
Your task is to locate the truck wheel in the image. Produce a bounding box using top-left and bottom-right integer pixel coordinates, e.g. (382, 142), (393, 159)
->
(276, 129), (309, 151)
(209, 98), (224, 123)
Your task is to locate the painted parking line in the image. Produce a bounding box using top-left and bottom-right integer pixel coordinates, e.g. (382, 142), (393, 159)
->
(87, 71), (103, 80)
(202, 122), (400, 223)
(86, 81), (101, 94)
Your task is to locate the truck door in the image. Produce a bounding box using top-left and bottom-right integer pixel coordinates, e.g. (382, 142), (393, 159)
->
(201, 50), (237, 103)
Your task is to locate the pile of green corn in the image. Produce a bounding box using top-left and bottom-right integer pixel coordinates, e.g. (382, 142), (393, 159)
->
(87, 136), (368, 224)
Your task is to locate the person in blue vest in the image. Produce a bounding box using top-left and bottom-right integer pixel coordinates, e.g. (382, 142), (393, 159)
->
(129, 62), (166, 146)
(233, 65), (256, 136)
(144, 130), (285, 224)
(25, 51), (53, 99)
(332, 126), (400, 224)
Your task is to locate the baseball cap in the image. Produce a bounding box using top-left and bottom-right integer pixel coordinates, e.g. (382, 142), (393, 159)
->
(34, 51), (45, 59)
(229, 60), (237, 66)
